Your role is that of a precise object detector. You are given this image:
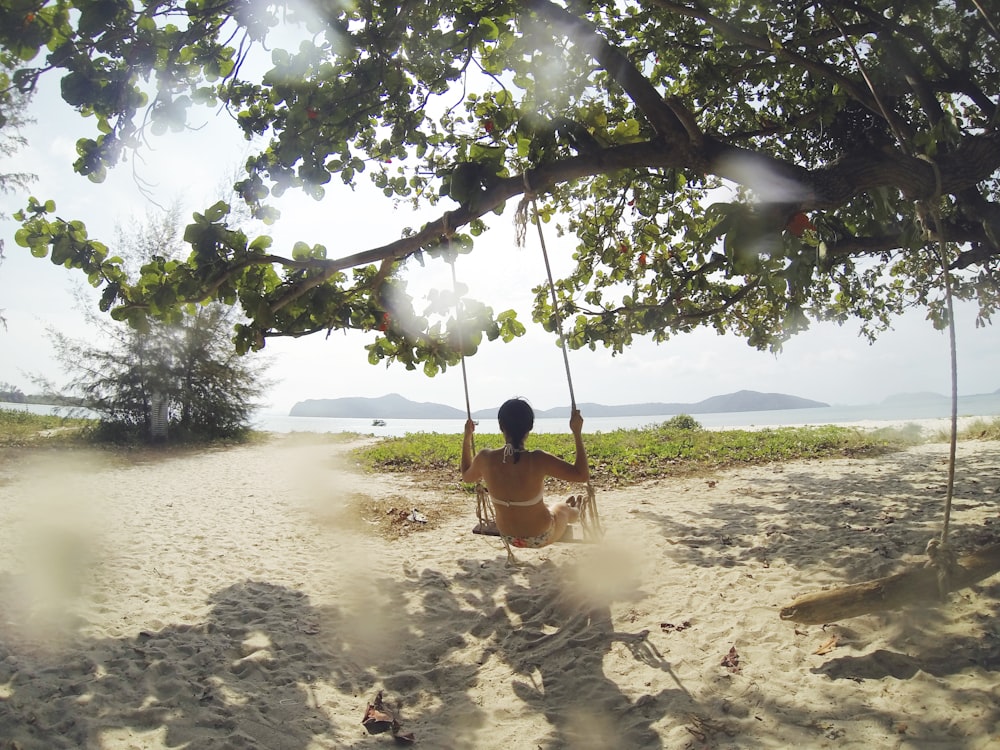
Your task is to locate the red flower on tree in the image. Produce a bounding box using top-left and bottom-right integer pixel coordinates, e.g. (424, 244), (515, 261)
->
(786, 212), (816, 237)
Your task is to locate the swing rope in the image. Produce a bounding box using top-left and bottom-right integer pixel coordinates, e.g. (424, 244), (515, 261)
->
(517, 174), (603, 540)
(916, 154), (961, 597)
(445, 220), (518, 564)
(806, 15), (962, 603)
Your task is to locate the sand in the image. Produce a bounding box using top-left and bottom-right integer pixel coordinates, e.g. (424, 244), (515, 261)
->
(0, 433), (998, 749)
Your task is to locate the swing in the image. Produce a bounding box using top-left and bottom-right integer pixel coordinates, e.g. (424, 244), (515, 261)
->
(780, 152), (1000, 624)
(444, 182), (604, 564)
(779, 243), (1000, 623)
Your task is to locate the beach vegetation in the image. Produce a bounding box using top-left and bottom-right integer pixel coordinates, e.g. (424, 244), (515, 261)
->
(871, 416), (1000, 444)
(0, 406), (92, 446)
(6, 1), (999, 378)
(862, 422), (930, 445)
(661, 414), (701, 431)
(0, 381), (25, 403)
(42, 211), (270, 444)
(355, 421), (897, 488)
(947, 417), (1000, 442)
(48, 303), (268, 444)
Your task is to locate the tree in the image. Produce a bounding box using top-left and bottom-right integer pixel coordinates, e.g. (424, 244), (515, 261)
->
(0, 56), (35, 330)
(51, 303), (267, 441)
(6, 0), (1000, 376)
(0, 55), (33, 209)
(0, 381), (25, 403)
(47, 212), (269, 442)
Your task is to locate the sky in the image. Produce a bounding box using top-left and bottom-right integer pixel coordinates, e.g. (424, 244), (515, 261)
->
(2, 72), (1000, 416)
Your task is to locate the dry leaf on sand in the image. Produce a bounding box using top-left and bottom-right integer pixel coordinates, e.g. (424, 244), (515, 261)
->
(813, 635), (839, 655)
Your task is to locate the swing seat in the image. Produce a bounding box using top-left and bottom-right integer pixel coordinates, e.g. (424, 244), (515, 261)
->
(471, 521), (590, 544)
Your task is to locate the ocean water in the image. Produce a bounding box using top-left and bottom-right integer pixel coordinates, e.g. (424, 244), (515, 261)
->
(7, 393), (1000, 438)
(252, 392), (1000, 437)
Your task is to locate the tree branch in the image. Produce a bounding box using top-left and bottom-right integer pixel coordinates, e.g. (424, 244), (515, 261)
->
(802, 132), (1000, 208)
(602, 277), (760, 325)
(523, 0), (689, 143)
(819, 224), (1000, 263)
(257, 130), (1000, 287)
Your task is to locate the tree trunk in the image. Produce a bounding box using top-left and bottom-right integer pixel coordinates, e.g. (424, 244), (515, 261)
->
(779, 543), (1000, 625)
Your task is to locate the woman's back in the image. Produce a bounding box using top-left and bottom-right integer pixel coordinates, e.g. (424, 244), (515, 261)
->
(461, 400), (589, 543)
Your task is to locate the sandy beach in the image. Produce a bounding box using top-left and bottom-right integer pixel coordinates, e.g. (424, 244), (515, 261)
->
(1, 433), (998, 749)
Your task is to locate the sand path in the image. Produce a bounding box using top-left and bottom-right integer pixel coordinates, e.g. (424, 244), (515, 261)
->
(1, 435), (998, 748)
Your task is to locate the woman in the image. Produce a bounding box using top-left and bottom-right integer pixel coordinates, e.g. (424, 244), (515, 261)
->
(461, 397), (589, 548)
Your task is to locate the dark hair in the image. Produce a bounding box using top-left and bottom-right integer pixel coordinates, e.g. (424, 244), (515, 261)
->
(497, 397), (534, 454)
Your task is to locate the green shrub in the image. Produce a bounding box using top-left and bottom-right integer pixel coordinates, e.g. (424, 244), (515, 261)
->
(662, 414), (702, 430)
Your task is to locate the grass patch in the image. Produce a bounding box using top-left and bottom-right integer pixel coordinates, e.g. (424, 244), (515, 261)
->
(0, 407), (284, 449)
(932, 417), (1000, 442)
(353, 420), (901, 489)
(0, 407), (95, 447)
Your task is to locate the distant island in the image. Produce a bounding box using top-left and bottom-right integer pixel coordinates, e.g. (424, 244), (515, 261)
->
(288, 390), (831, 420)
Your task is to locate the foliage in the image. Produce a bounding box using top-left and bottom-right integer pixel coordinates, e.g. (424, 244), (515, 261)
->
(662, 413), (701, 431)
(0, 381), (25, 403)
(5, 0), (1000, 375)
(0, 58), (33, 208)
(46, 212), (269, 443)
(0, 406), (92, 446)
(0, 56), (34, 329)
(946, 416), (1000, 441)
(53, 304), (266, 443)
(356, 422), (896, 488)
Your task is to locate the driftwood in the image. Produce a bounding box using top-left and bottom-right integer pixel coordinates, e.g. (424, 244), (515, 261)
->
(779, 543), (1000, 625)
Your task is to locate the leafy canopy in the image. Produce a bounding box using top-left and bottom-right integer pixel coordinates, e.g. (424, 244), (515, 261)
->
(5, 0), (1000, 376)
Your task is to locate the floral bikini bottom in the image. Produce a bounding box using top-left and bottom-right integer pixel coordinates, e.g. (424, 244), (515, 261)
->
(501, 519), (556, 549)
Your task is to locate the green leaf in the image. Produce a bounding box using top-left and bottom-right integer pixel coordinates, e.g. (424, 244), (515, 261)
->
(478, 17), (500, 41)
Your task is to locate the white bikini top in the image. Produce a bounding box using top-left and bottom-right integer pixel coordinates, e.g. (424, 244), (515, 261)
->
(490, 489), (544, 508)
(491, 443), (542, 506)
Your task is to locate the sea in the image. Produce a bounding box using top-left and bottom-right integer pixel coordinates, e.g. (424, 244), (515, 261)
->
(6, 393), (1000, 438)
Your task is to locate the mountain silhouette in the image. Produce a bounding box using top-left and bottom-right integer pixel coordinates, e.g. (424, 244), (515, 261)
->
(288, 390), (829, 419)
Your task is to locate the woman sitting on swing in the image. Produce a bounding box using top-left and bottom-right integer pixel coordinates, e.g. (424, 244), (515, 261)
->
(461, 397), (589, 548)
